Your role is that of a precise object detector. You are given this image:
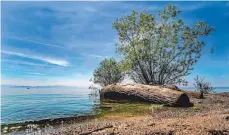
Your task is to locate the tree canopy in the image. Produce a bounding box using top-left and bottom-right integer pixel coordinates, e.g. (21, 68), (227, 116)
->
(113, 5), (214, 86)
(93, 58), (124, 87)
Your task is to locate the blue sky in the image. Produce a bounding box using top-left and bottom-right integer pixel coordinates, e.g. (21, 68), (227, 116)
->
(1, 1), (229, 87)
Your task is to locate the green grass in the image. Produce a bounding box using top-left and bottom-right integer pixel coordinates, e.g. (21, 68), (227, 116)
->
(193, 106), (200, 111)
(150, 104), (164, 111)
(95, 102), (164, 119)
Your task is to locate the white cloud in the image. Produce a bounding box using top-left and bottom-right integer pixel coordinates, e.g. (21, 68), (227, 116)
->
(8, 36), (64, 48)
(27, 72), (46, 76)
(1, 50), (70, 67)
(2, 59), (58, 68)
(42, 58), (69, 67)
(88, 54), (106, 59)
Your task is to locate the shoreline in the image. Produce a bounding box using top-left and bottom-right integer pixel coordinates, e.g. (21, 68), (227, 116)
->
(2, 92), (229, 134)
(1, 101), (153, 134)
(42, 92), (229, 135)
(1, 114), (97, 134)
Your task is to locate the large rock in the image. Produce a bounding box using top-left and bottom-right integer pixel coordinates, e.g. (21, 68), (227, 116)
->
(100, 83), (193, 107)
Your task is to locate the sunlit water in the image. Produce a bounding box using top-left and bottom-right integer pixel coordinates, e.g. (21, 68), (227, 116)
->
(1, 86), (99, 125)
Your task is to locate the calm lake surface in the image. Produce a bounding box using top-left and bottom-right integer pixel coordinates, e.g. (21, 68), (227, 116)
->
(1, 86), (99, 125)
(1, 86), (228, 125)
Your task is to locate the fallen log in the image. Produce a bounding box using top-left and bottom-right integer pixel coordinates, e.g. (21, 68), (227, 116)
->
(100, 83), (193, 107)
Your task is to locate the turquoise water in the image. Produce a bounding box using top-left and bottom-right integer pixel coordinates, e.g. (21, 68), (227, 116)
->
(1, 86), (99, 125)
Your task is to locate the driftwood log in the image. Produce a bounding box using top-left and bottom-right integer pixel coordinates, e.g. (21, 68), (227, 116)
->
(100, 83), (193, 107)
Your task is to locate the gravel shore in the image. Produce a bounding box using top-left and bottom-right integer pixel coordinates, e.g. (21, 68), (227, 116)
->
(31, 92), (229, 135)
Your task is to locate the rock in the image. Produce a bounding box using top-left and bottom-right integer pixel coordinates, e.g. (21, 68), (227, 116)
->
(100, 83), (193, 107)
(225, 116), (229, 121)
(208, 130), (228, 135)
(147, 123), (156, 126)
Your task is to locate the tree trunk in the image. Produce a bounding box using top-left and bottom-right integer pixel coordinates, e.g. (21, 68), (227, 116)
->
(100, 83), (193, 107)
(200, 92), (204, 99)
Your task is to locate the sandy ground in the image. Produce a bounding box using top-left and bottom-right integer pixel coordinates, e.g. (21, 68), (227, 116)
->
(34, 92), (229, 135)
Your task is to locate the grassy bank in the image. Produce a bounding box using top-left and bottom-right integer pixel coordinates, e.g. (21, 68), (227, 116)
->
(95, 102), (164, 119)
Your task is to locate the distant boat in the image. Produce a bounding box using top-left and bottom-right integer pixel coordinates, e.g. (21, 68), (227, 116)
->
(27, 87), (30, 89)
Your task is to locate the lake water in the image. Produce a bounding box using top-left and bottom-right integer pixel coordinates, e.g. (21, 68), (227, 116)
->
(1, 86), (100, 125)
(182, 87), (229, 93)
(1, 86), (228, 125)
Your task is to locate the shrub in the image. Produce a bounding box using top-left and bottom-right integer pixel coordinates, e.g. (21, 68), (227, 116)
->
(193, 75), (213, 99)
(93, 58), (124, 87)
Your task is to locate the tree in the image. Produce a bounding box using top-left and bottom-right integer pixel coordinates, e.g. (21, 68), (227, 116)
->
(93, 58), (124, 87)
(113, 5), (214, 86)
(193, 75), (213, 99)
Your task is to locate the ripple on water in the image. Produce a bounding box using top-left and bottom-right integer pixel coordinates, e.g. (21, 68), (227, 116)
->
(1, 93), (100, 125)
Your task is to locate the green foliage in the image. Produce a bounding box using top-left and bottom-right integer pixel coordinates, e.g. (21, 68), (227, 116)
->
(150, 104), (164, 110)
(93, 58), (124, 87)
(113, 5), (214, 85)
(193, 75), (213, 98)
